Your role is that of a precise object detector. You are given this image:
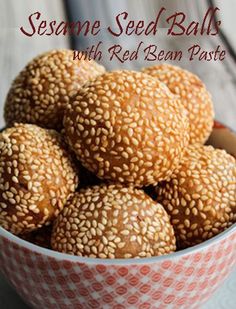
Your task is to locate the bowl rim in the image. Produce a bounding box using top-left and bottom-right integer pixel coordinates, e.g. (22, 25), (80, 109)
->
(0, 224), (235, 265)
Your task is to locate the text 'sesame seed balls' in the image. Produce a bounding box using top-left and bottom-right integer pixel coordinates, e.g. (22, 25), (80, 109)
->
(0, 123), (79, 235)
(143, 64), (214, 144)
(64, 70), (190, 187)
(4, 49), (105, 130)
(154, 144), (236, 249)
(51, 184), (176, 258)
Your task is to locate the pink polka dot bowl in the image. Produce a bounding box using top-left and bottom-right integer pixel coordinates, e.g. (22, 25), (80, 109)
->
(0, 223), (235, 309)
(0, 121), (236, 309)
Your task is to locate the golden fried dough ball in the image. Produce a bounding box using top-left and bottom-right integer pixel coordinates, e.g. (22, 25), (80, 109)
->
(0, 124), (79, 234)
(64, 70), (189, 187)
(51, 184), (176, 258)
(4, 49), (105, 130)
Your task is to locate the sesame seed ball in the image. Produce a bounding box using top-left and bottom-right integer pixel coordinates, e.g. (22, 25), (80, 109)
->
(64, 70), (189, 187)
(4, 49), (105, 130)
(154, 144), (236, 249)
(0, 123), (79, 235)
(143, 64), (214, 144)
(51, 184), (176, 258)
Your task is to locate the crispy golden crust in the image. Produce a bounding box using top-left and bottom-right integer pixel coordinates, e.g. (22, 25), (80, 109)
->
(143, 64), (214, 144)
(64, 70), (189, 187)
(154, 145), (236, 249)
(51, 184), (176, 258)
(0, 123), (79, 235)
(4, 49), (105, 130)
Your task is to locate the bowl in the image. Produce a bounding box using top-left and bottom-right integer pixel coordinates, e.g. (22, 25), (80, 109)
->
(0, 121), (236, 309)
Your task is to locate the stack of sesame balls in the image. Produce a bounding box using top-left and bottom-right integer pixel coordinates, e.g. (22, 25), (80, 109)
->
(0, 49), (235, 258)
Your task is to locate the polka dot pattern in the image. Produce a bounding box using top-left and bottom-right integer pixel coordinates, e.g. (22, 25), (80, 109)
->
(0, 228), (235, 309)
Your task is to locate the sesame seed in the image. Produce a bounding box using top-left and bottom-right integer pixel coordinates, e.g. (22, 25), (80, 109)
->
(64, 70), (189, 187)
(5, 49), (105, 130)
(155, 144), (236, 249)
(0, 123), (78, 235)
(51, 184), (176, 258)
(143, 64), (214, 144)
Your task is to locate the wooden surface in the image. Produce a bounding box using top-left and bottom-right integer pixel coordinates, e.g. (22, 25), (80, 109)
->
(0, 1), (235, 308)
